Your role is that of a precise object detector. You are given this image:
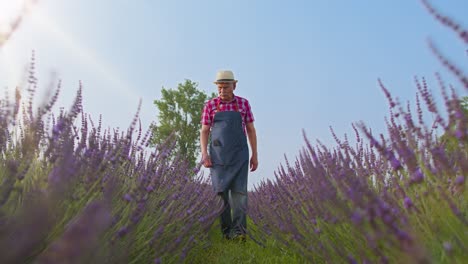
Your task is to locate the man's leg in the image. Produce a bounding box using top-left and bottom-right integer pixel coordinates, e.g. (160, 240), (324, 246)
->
(218, 191), (232, 239)
(231, 191), (247, 238)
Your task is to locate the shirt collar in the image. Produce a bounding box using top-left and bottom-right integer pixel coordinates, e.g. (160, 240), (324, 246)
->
(217, 95), (237, 104)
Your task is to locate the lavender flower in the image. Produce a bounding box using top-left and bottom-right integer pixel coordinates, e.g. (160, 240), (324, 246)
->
(117, 226), (129, 238)
(410, 168), (424, 184)
(443, 241), (453, 253)
(123, 193), (132, 202)
(454, 175), (464, 185)
(389, 151), (402, 164)
(351, 210), (363, 225)
(403, 197), (413, 209)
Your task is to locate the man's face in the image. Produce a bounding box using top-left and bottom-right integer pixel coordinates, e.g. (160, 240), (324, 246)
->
(217, 82), (236, 101)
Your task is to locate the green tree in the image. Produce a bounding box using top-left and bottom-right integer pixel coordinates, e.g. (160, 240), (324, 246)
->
(461, 96), (468, 114)
(150, 79), (216, 168)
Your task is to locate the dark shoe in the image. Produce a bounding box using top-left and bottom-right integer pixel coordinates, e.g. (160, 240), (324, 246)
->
(231, 234), (246, 242)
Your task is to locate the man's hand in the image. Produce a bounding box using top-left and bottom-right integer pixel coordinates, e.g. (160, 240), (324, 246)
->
(200, 125), (212, 168)
(246, 122), (258, 172)
(202, 153), (212, 168)
(250, 154), (258, 172)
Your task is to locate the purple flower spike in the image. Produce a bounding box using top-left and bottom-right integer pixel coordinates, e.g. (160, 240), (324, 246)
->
(117, 226), (128, 238)
(390, 157), (402, 170)
(383, 214), (393, 225)
(455, 175), (464, 185)
(403, 197), (413, 209)
(347, 255), (358, 264)
(443, 241), (452, 252)
(351, 210), (363, 225)
(124, 193), (132, 202)
(396, 229), (411, 242)
(410, 168), (424, 184)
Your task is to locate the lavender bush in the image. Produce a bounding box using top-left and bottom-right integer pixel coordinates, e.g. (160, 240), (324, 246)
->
(248, 2), (467, 263)
(1, 1), (467, 263)
(0, 54), (223, 263)
(249, 83), (466, 263)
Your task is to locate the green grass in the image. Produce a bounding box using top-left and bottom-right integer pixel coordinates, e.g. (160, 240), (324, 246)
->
(185, 221), (309, 264)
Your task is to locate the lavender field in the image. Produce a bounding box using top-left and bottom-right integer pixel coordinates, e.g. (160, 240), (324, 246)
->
(0, 1), (467, 264)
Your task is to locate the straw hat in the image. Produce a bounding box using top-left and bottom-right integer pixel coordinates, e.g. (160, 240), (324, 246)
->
(214, 70), (238, 84)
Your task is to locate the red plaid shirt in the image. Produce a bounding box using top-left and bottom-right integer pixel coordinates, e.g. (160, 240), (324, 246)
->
(201, 96), (254, 132)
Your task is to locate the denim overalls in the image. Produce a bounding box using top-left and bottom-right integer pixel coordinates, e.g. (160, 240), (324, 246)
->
(209, 99), (249, 237)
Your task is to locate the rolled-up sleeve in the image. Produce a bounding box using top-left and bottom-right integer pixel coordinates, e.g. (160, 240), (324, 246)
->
(201, 101), (212, 126)
(244, 100), (254, 123)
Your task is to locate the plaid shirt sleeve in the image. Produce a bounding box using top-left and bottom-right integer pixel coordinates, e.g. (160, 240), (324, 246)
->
(201, 100), (213, 126)
(240, 97), (254, 123)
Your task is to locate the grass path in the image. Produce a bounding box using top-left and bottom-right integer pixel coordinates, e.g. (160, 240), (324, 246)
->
(185, 221), (308, 264)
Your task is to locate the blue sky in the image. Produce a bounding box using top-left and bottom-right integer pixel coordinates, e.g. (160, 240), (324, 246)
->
(0, 0), (467, 189)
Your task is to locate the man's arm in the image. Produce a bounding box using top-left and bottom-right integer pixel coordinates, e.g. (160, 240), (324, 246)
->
(200, 124), (212, 167)
(246, 122), (258, 172)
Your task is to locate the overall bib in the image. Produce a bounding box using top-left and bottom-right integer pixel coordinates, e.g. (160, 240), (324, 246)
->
(209, 99), (249, 237)
(209, 101), (249, 194)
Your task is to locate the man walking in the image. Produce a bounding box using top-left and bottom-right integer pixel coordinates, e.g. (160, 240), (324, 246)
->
(200, 70), (258, 240)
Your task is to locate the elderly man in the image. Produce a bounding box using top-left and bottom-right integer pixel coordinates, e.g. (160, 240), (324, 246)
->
(200, 70), (258, 241)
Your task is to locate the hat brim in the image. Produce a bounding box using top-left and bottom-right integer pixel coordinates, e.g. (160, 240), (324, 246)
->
(213, 79), (238, 84)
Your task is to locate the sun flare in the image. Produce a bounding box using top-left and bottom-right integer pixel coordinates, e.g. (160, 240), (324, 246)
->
(0, 0), (27, 31)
